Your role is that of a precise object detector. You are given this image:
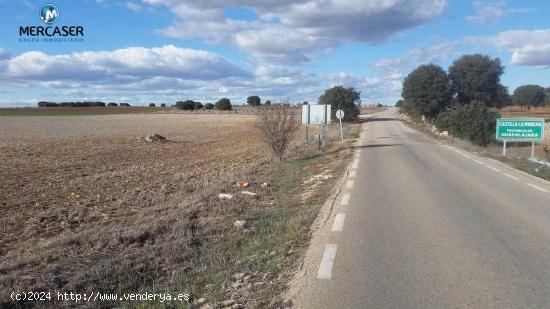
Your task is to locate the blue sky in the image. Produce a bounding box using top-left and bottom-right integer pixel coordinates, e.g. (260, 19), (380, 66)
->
(0, 0), (549, 107)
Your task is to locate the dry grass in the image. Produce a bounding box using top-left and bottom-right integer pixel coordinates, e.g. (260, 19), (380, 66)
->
(0, 113), (359, 307)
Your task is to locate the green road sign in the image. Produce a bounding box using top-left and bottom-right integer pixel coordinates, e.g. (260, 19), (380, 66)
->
(496, 118), (545, 141)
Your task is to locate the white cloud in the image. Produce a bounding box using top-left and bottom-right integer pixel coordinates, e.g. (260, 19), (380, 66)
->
(0, 46), (327, 105)
(3, 45), (250, 82)
(374, 41), (460, 74)
(466, 1), (535, 24)
(326, 72), (403, 103)
(466, 29), (550, 67)
(145, 0), (447, 64)
(125, 1), (143, 12)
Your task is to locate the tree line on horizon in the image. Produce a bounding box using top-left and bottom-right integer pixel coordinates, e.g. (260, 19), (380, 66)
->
(396, 54), (549, 146)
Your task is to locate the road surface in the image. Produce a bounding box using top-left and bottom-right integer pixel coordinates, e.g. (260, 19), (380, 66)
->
(290, 108), (550, 308)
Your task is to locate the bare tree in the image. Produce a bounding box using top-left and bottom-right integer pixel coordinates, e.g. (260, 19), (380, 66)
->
(257, 105), (299, 161)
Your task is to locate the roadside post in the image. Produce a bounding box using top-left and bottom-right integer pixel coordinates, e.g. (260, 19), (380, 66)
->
(496, 118), (545, 159)
(336, 109), (344, 142)
(304, 104), (310, 154)
(302, 104), (331, 154)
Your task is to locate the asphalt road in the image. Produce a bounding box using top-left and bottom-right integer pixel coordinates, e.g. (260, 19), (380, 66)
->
(290, 108), (550, 308)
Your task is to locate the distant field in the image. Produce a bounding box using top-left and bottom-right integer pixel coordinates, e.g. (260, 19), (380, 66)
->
(501, 105), (550, 121)
(0, 106), (164, 116)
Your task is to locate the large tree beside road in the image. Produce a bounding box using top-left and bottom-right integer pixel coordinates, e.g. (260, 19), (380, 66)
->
(318, 86), (360, 121)
(448, 54), (510, 108)
(401, 64), (452, 121)
(513, 85), (546, 110)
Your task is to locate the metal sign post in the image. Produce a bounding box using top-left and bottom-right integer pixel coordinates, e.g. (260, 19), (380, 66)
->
(305, 105), (310, 154)
(336, 109), (344, 142)
(302, 104), (331, 154)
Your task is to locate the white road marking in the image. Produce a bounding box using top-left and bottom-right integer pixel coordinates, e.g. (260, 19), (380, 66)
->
(461, 153), (472, 159)
(346, 180), (355, 189)
(349, 170), (357, 178)
(486, 165), (500, 173)
(340, 193), (351, 206)
(526, 183), (550, 193)
(352, 159), (359, 169)
(473, 159), (484, 165)
(331, 213), (346, 232)
(504, 173), (519, 181)
(317, 244), (338, 279)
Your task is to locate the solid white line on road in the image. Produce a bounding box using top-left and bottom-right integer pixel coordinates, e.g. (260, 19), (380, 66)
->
(349, 170), (357, 178)
(526, 183), (550, 193)
(473, 159), (484, 165)
(341, 193), (351, 206)
(461, 153), (472, 159)
(331, 213), (346, 232)
(486, 165), (500, 173)
(346, 180), (354, 189)
(317, 244), (338, 279)
(504, 173), (519, 181)
(352, 159), (359, 169)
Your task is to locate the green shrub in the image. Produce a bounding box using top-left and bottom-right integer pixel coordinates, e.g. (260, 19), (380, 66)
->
(194, 102), (203, 110)
(215, 98), (232, 110)
(446, 101), (499, 146)
(247, 96), (261, 106)
(175, 100), (195, 110)
(435, 111), (452, 132)
(204, 103), (214, 110)
(148, 103), (156, 107)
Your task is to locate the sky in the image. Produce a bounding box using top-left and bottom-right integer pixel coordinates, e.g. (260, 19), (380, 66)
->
(0, 0), (549, 107)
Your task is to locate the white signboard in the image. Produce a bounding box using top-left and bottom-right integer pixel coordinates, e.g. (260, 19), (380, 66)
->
(302, 104), (331, 125)
(336, 109), (344, 120)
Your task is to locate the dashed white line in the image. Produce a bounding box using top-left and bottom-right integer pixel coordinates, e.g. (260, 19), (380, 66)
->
(352, 159), (359, 169)
(331, 213), (346, 232)
(340, 193), (351, 206)
(346, 180), (355, 189)
(349, 170), (357, 178)
(526, 183), (550, 193)
(486, 165), (500, 173)
(504, 173), (519, 181)
(473, 159), (484, 165)
(317, 244), (338, 279)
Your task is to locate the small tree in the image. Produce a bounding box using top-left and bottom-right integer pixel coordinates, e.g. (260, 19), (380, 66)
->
(149, 103), (156, 107)
(402, 64), (452, 121)
(318, 86), (360, 121)
(194, 101), (203, 110)
(175, 100), (195, 110)
(247, 96), (261, 106)
(160, 103), (166, 107)
(107, 102), (118, 107)
(513, 85), (546, 110)
(204, 103), (214, 109)
(216, 98), (232, 110)
(257, 105), (299, 161)
(545, 87), (550, 105)
(265, 100), (271, 106)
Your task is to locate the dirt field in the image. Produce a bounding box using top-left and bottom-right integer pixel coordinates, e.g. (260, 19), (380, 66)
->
(0, 113), (277, 304)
